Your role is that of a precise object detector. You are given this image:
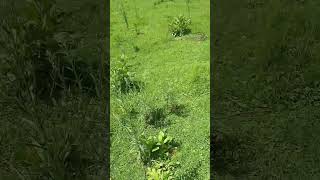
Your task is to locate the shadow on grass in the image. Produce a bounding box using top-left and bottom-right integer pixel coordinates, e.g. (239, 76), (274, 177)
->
(144, 103), (190, 128)
(144, 107), (170, 128)
(168, 103), (189, 118)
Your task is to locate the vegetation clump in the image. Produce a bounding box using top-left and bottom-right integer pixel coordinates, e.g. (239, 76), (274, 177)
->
(145, 107), (168, 127)
(111, 54), (141, 94)
(169, 15), (191, 37)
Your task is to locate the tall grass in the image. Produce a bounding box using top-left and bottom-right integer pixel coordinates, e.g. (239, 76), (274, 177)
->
(0, 0), (107, 179)
(120, 1), (129, 29)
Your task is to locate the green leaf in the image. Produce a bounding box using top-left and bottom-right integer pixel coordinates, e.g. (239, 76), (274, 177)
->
(163, 136), (172, 144)
(152, 147), (160, 152)
(158, 131), (165, 142)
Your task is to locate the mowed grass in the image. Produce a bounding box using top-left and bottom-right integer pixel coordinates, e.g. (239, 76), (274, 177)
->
(110, 0), (210, 179)
(213, 0), (320, 179)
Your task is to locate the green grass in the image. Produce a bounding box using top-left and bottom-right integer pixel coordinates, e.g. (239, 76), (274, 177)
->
(213, 0), (320, 179)
(110, 0), (210, 179)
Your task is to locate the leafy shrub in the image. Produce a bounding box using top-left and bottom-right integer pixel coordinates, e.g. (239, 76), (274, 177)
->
(111, 54), (141, 94)
(146, 160), (180, 180)
(138, 130), (178, 165)
(168, 15), (191, 37)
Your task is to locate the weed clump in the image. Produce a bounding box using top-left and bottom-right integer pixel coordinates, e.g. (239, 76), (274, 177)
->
(145, 107), (168, 127)
(169, 15), (191, 37)
(111, 54), (142, 94)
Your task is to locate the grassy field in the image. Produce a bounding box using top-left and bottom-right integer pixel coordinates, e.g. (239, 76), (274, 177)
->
(110, 0), (210, 179)
(213, 0), (320, 179)
(4, 0), (320, 179)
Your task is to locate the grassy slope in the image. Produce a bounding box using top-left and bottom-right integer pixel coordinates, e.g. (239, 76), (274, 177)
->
(214, 0), (320, 179)
(111, 0), (210, 179)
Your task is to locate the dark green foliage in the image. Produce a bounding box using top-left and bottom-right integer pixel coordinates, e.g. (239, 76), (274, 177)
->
(0, 95), (106, 180)
(213, 0), (320, 178)
(0, 0), (107, 179)
(0, 0), (98, 103)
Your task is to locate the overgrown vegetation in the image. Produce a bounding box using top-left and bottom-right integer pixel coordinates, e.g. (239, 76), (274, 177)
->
(0, 1), (99, 103)
(0, 0), (107, 179)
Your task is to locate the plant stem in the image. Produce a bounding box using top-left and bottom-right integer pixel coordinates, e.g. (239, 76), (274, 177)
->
(120, 1), (129, 29)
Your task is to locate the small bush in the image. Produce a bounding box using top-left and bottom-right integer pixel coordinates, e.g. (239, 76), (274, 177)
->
(168, 15), (191, 37)
(138, 130), (178, 165)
